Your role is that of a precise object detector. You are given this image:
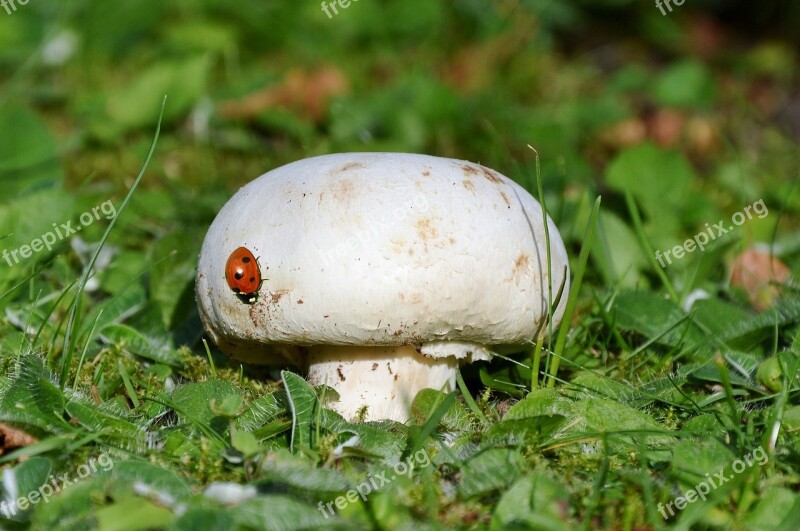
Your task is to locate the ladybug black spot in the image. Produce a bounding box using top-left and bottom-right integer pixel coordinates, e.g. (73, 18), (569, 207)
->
(235, 272), (244, 280)
(242, 257), (251, 263)
(249, 277), (256, 282)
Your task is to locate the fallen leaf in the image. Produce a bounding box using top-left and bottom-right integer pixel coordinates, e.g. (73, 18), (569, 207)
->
(440, 11), (536, 93)
(0, 422), (38, 456)
(598, 118), (647, 149)
(646, 108), (686, 148)
(686, 117), (717, 154)
(686, 14), (727, 59)
(730, 247), (791, 311)
(219, 65), (348, 123)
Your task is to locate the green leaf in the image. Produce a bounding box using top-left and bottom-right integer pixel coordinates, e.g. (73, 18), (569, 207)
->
(565, 397), (672, 451)
(491, 474), (570, 531)
(504, 388), (574, 420)
(110, 460), (193, 501)
(690, 298), (755, 343)
(282, 371), (319, 452)
(569, 371), (685, 408)
(65, 399), (147, 448)
(716, 297), (800, 346)
(457, 448), (525, 498)
(0, 189), (73, 285)
(236, 392), (288, 432)
(652, 60), (717, 109)
(233, 495), (339, 530)
(259, 449), (351, 493)
(0, 104), (62, 198)
(100, 324), (183, 367)
(0, 355), (70, 435)
(613, 290), (704, 348)
(606, 144), (696, 234)
(0, 457), (52, 522)
(688, 351), (760, 388)
(407, 390), (458, 455)
(591, 210), (646, 286)
(170, 506), (235, 530)
(410, 388), (471, 431)
(333, 423), (406, 462)
(94, 496), (175, 531)
(742, 488), (799, 531)
(669, 438), (735, 487)
(171, 380), (241, 426)
(211, 393), (244, 418)
(231, 430), (261, 456)
(78, 282), (147, 344)
(570, 372), (647, 404)
(148, 230), (203, 330)
(484, 416), (566, 446)
(97, 56), (210, 138)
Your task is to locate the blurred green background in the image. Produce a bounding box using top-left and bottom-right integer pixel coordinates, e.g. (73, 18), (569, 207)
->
(1, 1), (800, 529)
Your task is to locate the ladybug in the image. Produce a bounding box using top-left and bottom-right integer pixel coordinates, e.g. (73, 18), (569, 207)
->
(225, 247), (261, 303)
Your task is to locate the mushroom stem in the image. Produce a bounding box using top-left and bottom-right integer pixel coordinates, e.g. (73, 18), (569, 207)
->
(305, 345), (458, 422)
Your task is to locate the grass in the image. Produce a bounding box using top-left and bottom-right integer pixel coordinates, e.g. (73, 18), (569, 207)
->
(1, 1), (800, 530)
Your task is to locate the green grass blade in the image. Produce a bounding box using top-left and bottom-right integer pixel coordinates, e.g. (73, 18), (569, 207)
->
(59, 96), (167, 386)
(547, 195), (601, 388)
(456, 368), (487, 425)
(624, 190), (679, 302)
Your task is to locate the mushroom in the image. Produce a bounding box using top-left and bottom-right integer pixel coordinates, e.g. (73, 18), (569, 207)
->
(196, 153), (570, 422)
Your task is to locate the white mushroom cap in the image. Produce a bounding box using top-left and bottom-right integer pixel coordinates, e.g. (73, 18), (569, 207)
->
(196, 153), (570, 420)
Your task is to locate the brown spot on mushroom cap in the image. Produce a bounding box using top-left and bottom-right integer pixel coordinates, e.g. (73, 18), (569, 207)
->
(270, 290), (289, 303)
(336, 161), (366, 173)
(372, 363), (379, 371)
(415, 218), (439, 241)
(337, 365), (346, 381)
(462, 180), (475, 192)
(479, 165), (503, 184)
(499, 191), (511, 208)
(461, 164), (478, 176)
(422, 170), (430, 176)
(248, 303), (271, 331)
(333, 178), (355, 202)
(398, 292), (423, 304)
(513, 254), (530, 282)
(460, 162), (504, 184)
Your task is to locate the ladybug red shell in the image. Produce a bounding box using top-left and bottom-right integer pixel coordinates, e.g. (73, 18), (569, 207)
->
(225, 247), (261, 302)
